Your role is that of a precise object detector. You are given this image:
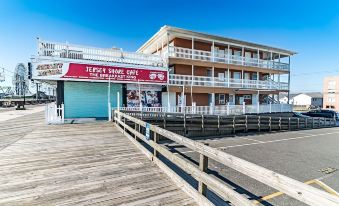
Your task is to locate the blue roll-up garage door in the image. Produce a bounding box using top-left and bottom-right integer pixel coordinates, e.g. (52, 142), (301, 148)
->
(64, 81), (122, 119)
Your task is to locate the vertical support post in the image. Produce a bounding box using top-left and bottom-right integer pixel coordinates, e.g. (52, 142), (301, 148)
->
(153, 132), (159, 157)
(227, 44), (230, 64)
(288, 117), (291, 130)
(198, 153), (208, 196)
(245, 115), (248, 132)
(305, 118), (308, 128)
(233, 116), (236, 134)
(192, 37), (194, 59)
(61, 104), (65, 124)
(257, 101), (260, 114)
(269, 117), (272, 131)
(297, 118), (300, 129)
(212, 41), (215, 62)
(227, 68), (230, 88)
(258, 116), (261, 132)
(279, 117), (282, 130)
(242, 46), (245, 65)
(257, 49), (260, 66)
(241, 69), (244, 88)
(256, 71), (259, 89)
(134, 123), (137, 139)
(217, 115), (220, 135)
(287, 56), (291, 104)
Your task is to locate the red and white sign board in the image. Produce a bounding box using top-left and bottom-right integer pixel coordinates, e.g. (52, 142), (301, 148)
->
(32, 62), (168, 84)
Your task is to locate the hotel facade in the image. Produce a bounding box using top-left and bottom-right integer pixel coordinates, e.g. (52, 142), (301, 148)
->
(138, 26), (295, 108)
(31, 26), (296, 119)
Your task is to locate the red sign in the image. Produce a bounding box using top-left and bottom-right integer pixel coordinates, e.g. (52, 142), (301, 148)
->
(62, 63), (167, 83)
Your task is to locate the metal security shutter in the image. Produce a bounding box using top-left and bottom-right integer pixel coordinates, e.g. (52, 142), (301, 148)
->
(64, 81), (122, 119)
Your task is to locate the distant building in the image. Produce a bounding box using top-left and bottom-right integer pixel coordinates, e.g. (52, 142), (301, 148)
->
(280, 92), (323, 108)
(323, 76), (339, 111)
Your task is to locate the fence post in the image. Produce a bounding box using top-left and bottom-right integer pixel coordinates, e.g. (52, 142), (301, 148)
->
(297, 118), (300, 129)
(198, 153), (208, 196)
(217, 115), (220, 135)
(153, 132), (159, 157)
(257, 102), (260, 114)
(288, 117), (291, 130)
(245, 115), (248, 132)
(233, 116), (236, 133)
(305, 118), (308, 128)
(279, 117), (282, 130)
(108, 102), (112, 122)
(258, 116), (261, 132)
(242, 102), (246, 114)
(269, 116), (272, 131)
(61, 104), (65, 124)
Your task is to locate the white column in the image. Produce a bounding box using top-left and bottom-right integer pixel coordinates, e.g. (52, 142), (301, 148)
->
(166, 32), (170, 61)
(256, 71), (259, 89)
(227, 68), (230, 87)
(212, 41), (215, 62)
(212, 66), (215, 86)
(242, 46), (245, 65)
(241, 69), (244, 88)
(257, 49), (260, 66)
(227, 44), (230, 64)
(192, 37), (194, 59)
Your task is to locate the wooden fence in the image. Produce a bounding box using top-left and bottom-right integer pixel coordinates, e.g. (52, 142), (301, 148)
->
(120, 111), (336, 137)
(113, 110), (339, 206)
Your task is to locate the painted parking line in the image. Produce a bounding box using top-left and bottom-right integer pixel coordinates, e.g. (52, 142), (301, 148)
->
(174, 131), (339, 155)
(220, 131), (339, 150)
(253, 177), (339, 204)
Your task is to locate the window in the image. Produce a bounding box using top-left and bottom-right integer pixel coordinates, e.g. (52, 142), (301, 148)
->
(328, 81), (336, 90)
(244, 95), (251, 99)
(229, 94), (234, 104)
(219, 94), (225, 104)
(233, 72), (241, 79)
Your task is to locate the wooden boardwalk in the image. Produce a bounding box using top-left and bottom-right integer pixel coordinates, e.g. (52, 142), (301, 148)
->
(0, 111), (197, 206)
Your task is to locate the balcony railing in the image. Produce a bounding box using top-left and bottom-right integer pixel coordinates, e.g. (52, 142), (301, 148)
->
(169, 74), (289, 90)
(118, 104), (293, 115)
(37, 40), (166, 68)
(167, 46), (290, 71)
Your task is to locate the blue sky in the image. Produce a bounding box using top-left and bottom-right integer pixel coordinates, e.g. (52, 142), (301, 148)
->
(1, 0), (339, 92)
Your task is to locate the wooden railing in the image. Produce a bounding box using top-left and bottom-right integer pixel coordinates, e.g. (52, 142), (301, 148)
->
(119, 111), (336, 137)
(113, 110), (339, 206)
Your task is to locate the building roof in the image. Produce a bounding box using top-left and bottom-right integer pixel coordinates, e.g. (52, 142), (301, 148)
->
(138, 25), (297, 55)
(280, 92), (323, 99)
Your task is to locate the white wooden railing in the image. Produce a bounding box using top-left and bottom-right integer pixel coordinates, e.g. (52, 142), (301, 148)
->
(114, 111), (339, 206)
(118, 103), (293, 115)
(37, 39), (165, 68)
(169, 74), (289, 90)
(45, 103), (64, 124)
(167, 46), (290, 71)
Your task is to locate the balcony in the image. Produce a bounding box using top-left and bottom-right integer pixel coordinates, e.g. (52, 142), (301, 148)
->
(169, 74), (289, 90)
(37, 39), (166, 68)
(167, 46), (290, 71)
